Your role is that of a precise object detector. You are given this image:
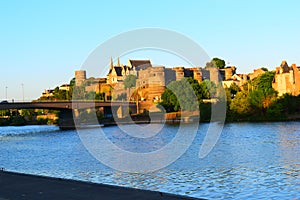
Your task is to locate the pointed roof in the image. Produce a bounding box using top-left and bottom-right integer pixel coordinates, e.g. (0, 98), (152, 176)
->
(110, 57), (114, 70)
(113, 66), (123, 76)
(280, 60), (290, 73)
(128, 59), (152, 70)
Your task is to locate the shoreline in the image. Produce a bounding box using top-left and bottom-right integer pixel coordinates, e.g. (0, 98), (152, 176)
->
(0, 118), (300, 128)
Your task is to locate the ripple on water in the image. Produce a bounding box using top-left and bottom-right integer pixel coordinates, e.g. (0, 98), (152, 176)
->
(1, 122), (300, 199)
(0, 125), (59, 140)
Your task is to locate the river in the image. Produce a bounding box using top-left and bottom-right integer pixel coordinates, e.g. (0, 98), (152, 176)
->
(0, 122), (299, 199)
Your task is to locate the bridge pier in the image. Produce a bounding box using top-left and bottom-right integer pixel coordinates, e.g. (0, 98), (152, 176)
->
(58, 109), (76, 130)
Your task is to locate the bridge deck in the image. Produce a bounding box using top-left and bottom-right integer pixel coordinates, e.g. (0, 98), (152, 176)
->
(0, 101), (136, 110)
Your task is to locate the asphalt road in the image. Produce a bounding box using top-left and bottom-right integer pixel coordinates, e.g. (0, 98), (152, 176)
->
(0, 170), (204, 200)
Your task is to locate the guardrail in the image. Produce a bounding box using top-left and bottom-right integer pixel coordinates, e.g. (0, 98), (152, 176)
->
(0, 100), (138, 103)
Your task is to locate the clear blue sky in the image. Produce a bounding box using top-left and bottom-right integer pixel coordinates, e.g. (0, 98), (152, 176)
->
(0, 0), (299, 100)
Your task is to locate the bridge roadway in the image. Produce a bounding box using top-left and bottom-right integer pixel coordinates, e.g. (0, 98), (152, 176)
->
(0, 101), (136, 110)
(0, 101), (137, 130)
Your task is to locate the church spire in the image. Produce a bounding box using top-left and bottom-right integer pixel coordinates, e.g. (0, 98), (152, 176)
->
(117, 57), (121, 67)
(110, 57), (113, 70)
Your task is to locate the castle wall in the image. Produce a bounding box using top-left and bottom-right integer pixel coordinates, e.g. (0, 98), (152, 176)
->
(173, 67), (185, 81)
(272, 63), (300, 96)
(291, 64), (300, 96)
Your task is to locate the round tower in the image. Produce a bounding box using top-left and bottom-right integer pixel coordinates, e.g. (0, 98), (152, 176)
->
(75, 70), (86, 86)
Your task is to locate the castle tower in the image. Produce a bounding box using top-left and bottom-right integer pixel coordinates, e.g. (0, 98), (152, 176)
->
(173, 67), (185, 81)
(75, 70), (86, 86)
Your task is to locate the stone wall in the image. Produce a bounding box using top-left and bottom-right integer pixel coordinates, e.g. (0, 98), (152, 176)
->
(272, 61), (300, 96)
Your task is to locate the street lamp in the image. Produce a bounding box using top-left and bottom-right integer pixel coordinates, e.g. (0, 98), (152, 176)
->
(21, 83), (24, 102)
(5, 86), (8, 100)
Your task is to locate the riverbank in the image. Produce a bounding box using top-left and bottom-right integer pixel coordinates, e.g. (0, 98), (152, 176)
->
(225, 113), (300, 123)
(0, 170), (202, 200)
(0, 116), (50, 126)
(1, 112), (300, 128)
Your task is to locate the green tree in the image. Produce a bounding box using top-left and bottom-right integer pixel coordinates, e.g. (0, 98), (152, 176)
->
(250, 71), (275, 92)
(215, 82), (229, 103)
(160, 78), (198, 112)
(160, 87), (179, 112)
(230, 90), (251, 116)
(199, 80), (216, 99)
(230, 72), (277, 117)
(67, 78), (76, 100)
(212, 57), (226, 69)
(72, 86), (85, 100)
(205, 58), (226, 69)
(272, 93), (300, 115)
(95, 92), (105, 101)
(186, 77), (202, 101)
(85, 91), (96, 100)
(20, 109), (36, 121)
(124, 74), (137, 89)
(124, 75), (137, 101)
(69, 78), (75, 87)
(229, 82), (241, 97)
(53, 87), (67, 100)
(248, 72), (277, 115)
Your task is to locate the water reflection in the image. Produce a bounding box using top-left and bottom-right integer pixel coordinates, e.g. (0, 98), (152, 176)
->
(277, 122), (300, 191)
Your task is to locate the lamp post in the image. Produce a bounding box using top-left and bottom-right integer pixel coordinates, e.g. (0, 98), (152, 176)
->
(21, 83), (24, 102)
(5, 86), (8, 100)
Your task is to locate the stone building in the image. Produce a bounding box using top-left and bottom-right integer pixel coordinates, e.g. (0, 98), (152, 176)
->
(127, 59), (152, 72)
(220, 66), (237, 81)
(106, 58), (126, 84)
(41, 89), (54, 98)
(222, 67), (267, 89)
(136, 66), (176, 102)
(106, 58), (151, 84)
(272, 61), (300, 96)
(84, 78), (107, 93)
(105, 58), (153, 100)
(248, 68), (267, 80)
(222, 74), (249, 88)
(59, 84), (70, 91)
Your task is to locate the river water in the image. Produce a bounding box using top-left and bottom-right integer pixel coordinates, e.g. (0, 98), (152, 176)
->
(0, 122), (299, 199)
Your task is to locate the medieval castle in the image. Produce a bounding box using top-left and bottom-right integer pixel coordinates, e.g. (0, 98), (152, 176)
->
(73, 59), (300, 103)
(42, 58), (300, 110)
(74, 58), (238, 103)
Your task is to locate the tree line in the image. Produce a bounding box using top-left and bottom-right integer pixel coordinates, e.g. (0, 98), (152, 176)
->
(160, 71), (300, 121)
